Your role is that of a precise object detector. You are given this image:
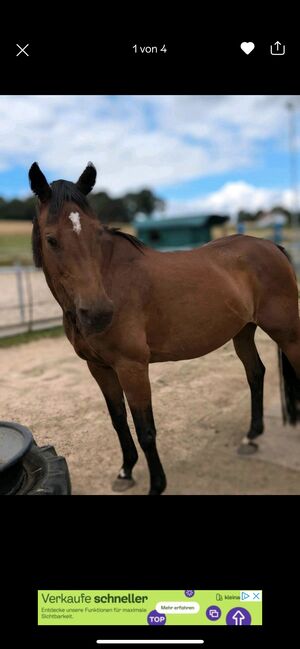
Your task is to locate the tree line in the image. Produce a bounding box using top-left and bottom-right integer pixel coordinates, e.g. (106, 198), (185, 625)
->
(0, 189), (165, 223)
(238, 206), (297, 224)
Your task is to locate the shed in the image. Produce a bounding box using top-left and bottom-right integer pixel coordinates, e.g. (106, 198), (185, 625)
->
(133, 214), (229, 251)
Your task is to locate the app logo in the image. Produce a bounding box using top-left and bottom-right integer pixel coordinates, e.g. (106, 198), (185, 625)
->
(184, 590), (195, 597)
(241, 592), (250, 600)
(206, 606), (222, 621)
(147, 610), (166, 625)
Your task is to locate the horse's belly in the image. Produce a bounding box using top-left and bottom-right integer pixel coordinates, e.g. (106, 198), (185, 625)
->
(149, 329), (240, 362)
(148, 295), (251, 362)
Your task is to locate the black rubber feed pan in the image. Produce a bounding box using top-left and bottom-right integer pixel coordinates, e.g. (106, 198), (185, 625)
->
(0, 421), (33, 472)
(0, 421), (71, 495)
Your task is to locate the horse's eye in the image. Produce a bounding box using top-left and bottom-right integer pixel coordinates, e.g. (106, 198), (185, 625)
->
(46, 236), (58, 249)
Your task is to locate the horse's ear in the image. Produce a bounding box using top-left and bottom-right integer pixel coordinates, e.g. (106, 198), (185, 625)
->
(29, 163), (52, 203)
(76, 162), (97, 195)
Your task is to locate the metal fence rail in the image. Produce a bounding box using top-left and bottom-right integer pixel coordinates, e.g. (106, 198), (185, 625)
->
(0, 265), (62, 338)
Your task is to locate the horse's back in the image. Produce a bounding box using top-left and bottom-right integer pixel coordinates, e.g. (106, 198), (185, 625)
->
(154, 234), (294, 287)
(142, 234), (297, 362)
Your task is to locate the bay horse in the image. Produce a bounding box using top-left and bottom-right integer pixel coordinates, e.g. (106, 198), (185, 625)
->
(29, 162), (300, 495)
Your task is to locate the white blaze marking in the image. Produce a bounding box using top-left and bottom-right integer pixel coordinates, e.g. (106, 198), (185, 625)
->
(69, 211), (81, 234)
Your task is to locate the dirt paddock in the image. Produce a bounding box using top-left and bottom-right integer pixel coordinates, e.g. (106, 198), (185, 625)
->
(1, 329), (300, 494)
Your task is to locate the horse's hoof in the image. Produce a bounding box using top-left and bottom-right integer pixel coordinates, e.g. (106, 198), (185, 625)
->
(237, 437), (259, 455)
(148, 486), (165, 495)
(112, 477), (136, 492)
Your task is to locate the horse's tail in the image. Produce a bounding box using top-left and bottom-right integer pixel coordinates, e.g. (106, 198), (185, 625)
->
(276, 243), (300, 424)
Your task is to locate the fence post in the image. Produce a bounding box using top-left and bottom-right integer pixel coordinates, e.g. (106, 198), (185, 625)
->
(274, 222), (283, 244)
(24, 267), (34, 332)
(15, 264), (25, 324)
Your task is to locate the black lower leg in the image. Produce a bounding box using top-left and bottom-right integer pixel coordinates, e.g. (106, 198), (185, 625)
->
(131, 405), (166, 495)
(105, 397), (138, 479)
(247, 362), (265, 440)
(233, 324), (265, 451)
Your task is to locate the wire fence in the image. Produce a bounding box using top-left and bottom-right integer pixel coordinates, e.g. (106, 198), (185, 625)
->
(0, 265), (62, 338)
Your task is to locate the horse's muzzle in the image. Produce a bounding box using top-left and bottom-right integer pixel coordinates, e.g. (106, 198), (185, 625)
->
(76, 303), (114, 336)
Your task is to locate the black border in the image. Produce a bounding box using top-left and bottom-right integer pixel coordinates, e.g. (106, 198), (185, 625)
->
(3, 497), (288, 646)
(0, 32), (296, 93)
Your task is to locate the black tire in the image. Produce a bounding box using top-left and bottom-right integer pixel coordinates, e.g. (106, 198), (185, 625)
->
(17, 443), (72, 495)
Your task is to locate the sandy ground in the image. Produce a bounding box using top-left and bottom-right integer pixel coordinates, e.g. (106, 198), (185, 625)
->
(1, 329), (300, 495)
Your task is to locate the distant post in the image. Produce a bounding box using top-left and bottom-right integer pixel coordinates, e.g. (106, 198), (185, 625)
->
(274, 222), (283, 244)
(15, 264), (25, 323)
(286, 101), (299, 229)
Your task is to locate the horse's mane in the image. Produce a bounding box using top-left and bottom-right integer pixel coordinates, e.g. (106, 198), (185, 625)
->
(104, 226), (145, 253)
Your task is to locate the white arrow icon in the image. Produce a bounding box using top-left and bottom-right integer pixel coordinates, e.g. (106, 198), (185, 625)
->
(232, 610), (246, 626)
(270, 41), (285, 55)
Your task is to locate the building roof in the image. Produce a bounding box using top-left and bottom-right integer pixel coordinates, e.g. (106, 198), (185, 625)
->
(134, 214), (229, 231)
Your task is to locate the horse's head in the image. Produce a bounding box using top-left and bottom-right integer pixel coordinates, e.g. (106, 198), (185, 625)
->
(29, 162), (114, 337)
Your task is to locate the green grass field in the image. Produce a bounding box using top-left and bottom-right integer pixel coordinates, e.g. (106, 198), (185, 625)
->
(0, 232), (32, 265)
(0, 326), (64, 348)
(0, 220), (136, 265)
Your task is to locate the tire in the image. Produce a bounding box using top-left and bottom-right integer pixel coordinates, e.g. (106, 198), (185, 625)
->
(17, 442), (72, 495)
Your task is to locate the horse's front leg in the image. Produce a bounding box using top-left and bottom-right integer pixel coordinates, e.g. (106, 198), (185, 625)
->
(87, 361), (138, 491)
(115, 360), (166, 495)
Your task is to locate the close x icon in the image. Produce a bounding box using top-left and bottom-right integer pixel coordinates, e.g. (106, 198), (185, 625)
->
(16, 43), (29, 57)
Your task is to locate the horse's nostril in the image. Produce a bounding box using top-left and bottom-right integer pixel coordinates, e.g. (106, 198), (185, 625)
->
(78, 308), (90, 320)
(77, 305), (113, 333)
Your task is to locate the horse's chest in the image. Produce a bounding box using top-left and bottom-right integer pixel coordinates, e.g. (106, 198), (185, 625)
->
(64, 321), (105, 363)
(73, 335), (98, 361)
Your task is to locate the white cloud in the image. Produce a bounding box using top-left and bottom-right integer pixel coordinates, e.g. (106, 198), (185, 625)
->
(0, 95), (299, 197)
(165, 182), (295, 218)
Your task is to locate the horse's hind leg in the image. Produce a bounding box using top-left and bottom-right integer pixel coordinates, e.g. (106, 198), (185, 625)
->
(233, 323), (265, 454)
(261, 320), (300, 424)
(87, 361), (138, 492)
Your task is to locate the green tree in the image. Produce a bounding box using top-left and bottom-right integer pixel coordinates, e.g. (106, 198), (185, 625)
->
(237, 210), (256, 223)
(0, 188), (165, 223)
(124, 189), (165, 218)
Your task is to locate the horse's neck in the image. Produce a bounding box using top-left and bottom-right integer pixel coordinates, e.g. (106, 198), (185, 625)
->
(106, 232), (142, 268)
(99, 230), (115, 271)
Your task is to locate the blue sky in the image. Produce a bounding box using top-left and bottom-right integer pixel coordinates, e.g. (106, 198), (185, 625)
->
(0, 95), (299, 216)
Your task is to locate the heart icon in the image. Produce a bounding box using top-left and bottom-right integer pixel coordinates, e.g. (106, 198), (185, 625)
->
(240, 41), (255, 54)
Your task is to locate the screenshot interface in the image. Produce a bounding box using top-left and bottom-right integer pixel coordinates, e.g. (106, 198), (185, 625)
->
(0, 28), (296, 648)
